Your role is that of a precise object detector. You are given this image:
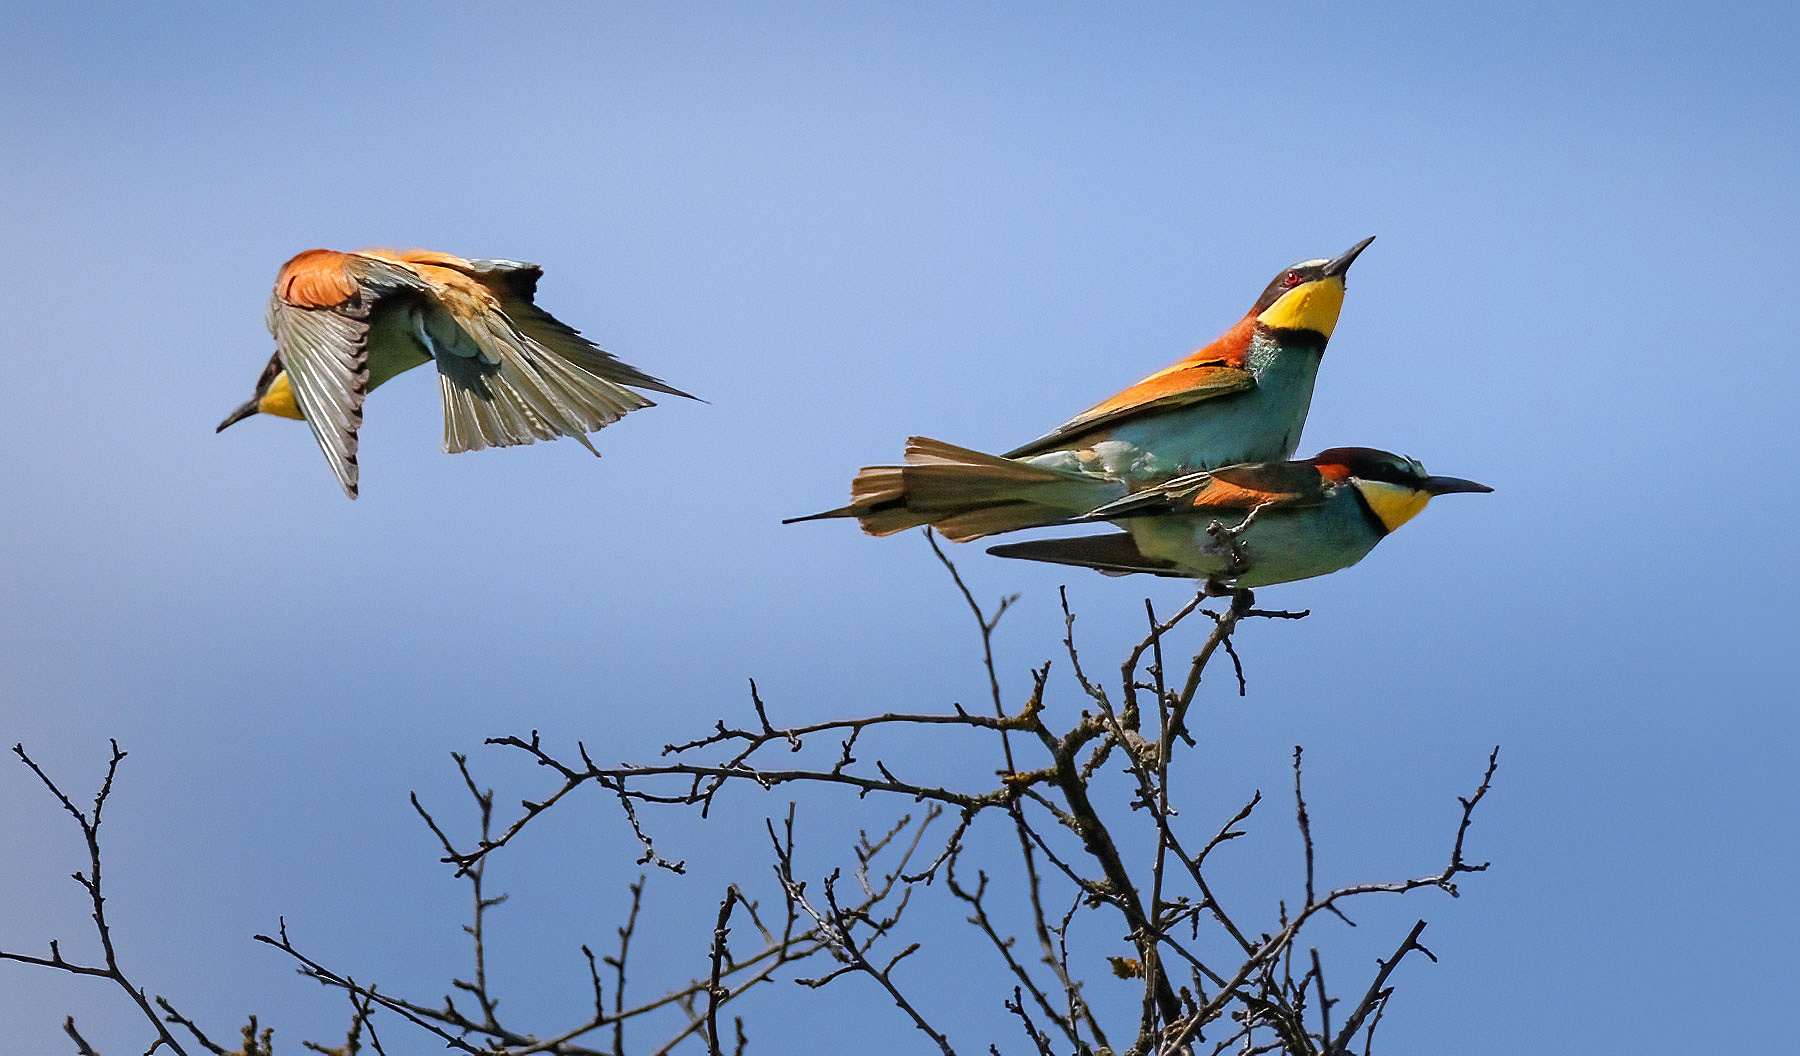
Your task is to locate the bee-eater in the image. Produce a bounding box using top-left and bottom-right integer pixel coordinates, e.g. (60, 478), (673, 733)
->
(786, 237), (1374, 541)
(986, 448), (1490, 590)
(217, 249), (695, 498)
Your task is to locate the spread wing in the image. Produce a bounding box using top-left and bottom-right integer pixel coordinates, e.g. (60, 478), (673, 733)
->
(394, 254), (695, 455)
(464, 258), (696, 400)
(1003, 317), (1257, 459)
(421, 293), (649, 454)
(1080, 460), (1332, 521)
(266, 250), (430, 498)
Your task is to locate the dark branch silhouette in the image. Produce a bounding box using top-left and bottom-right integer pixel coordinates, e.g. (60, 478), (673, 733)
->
(6, 532), (1499, 1054)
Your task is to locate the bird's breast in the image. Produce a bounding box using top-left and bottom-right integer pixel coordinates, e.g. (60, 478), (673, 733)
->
(365, 307), (435, 391)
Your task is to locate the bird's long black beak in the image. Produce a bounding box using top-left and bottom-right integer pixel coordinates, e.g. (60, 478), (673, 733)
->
(1321, 235), (1376, 278)
(216, 398), (259, 433)
(1421, 475), (1492, 495)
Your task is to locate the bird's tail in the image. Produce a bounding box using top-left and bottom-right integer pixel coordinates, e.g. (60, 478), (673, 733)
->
(785, 437), (1121, 542)
(987, 533), (1183, 576)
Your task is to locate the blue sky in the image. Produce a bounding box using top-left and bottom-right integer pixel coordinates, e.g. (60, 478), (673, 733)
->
(1, 2), (1795, 1052)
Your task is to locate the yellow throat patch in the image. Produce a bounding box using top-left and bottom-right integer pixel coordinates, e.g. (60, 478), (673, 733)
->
(257, 371), (304, 420)
(1256, 277), (1346, 338)
(1353, 479), (1432, 533)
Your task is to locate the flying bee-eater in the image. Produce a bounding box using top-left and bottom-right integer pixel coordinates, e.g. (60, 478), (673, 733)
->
(786, 237), (1374, 541)
(986, 448), (1491, 591)
(217, 248), (696, 498)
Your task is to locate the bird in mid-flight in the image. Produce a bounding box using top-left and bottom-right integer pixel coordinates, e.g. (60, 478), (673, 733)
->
(218, 248), (695, 498)
(987, 447), (1491, 591)
(786, 237), (1375, 541)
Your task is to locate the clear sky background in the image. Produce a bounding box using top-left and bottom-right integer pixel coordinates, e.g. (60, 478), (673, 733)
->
(1, 2), (1794, 1053)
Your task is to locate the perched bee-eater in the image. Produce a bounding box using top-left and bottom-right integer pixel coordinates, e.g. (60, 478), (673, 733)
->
(787, 237), (1374, 541)
(217, 248), (695, 498)
(987, 448), (1490, 591)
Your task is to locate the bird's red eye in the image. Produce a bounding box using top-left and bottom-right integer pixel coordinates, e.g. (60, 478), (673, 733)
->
(1283, 270), (1302, 287)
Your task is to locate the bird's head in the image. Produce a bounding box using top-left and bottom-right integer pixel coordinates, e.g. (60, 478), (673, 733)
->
(217, 361), (303, 432)
(1250, 236), (1376, 343)
(1311, 446), (1491, 533)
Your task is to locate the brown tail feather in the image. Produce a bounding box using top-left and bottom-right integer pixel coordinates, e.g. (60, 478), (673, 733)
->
(784, 437), (1119, 542)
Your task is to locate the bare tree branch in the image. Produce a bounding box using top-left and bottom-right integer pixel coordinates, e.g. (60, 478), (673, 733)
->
(9, 535), (1498, 1056)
